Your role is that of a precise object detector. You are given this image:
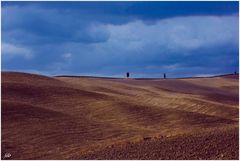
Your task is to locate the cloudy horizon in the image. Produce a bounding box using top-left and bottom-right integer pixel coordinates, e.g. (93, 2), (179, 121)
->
(1, 1), (239, 78)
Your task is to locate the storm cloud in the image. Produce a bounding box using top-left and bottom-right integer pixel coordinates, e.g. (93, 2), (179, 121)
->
(1, 2), (239, 78)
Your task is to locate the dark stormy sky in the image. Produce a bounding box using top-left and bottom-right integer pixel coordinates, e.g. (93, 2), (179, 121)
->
(1, 1), (239, 78)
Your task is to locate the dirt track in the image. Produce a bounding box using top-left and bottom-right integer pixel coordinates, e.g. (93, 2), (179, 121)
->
(1, 72), (239, 159)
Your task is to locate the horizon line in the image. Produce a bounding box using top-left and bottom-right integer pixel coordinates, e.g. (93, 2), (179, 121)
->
(1, 70), (238, 80)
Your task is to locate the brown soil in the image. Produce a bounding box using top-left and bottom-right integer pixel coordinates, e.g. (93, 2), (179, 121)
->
(1, 71), (239, 159)
(80, 127), (239, 160)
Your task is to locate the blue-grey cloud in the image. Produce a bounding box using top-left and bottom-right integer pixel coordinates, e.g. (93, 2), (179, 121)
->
(1, 2), (239, 78)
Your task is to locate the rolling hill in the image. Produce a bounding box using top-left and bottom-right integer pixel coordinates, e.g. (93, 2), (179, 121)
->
(1, 71), (239, 159)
